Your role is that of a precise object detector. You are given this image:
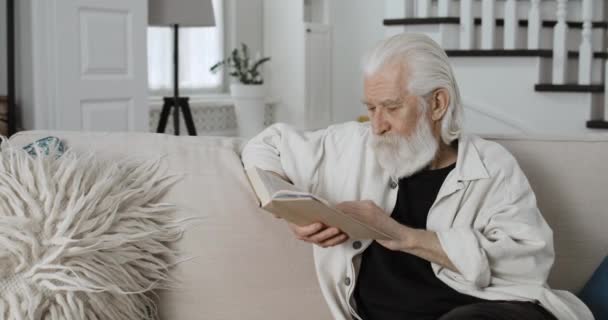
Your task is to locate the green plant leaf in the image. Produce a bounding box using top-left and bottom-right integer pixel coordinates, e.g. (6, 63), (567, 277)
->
(250, 57), (271, 75)
(210, 43), (270, 84)
(209, 60), (225, 73)
(241, 43), (250, 70)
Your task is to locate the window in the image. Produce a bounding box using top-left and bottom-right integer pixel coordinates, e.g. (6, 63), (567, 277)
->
(147, 0), (223, 96)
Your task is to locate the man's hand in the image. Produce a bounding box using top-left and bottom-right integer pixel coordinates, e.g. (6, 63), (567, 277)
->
(336, 200), (459, 273)
(336, 200), (415, 250)
(287, 222), (349, 248)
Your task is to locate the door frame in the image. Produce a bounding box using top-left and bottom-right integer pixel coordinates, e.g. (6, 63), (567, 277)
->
(30, 0), (58, 129)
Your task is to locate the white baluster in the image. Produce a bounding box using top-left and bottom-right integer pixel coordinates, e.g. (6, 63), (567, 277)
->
(578, 0), (594, 85)
(605, 62), (608, 121)
(416, 0), (432, 18)
(384, 0), (415, 19)
(552, 0), (569, 84)
(481, 0), (495, 49)
(504, 0), (518, 49)
(527, 0), (541, 49)
(460, 0), (474, 49)
(438, 0), (452, 17)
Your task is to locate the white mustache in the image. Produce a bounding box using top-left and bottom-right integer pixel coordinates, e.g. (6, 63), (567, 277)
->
(370, 132), (403, 147)
(369, 117), (439, 179)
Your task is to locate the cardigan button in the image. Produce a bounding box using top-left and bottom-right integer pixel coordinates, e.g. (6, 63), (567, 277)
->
(389, 179), (398, 189)
(344, 277), (351, 286)
(352, 241), (362, 250)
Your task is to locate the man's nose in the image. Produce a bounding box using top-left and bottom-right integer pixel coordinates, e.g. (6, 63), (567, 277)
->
(372, 112), (390, 136)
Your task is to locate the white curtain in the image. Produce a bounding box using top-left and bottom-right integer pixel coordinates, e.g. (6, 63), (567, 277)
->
(147, 0), (223, 95)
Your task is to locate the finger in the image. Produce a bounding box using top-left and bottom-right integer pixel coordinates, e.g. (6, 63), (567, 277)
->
(320, 233), (349, 247)
(290, 222), (324, 238)
(308, 227), (341, 244)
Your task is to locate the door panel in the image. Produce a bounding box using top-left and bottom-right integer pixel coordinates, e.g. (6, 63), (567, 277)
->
(55, 0), (148, 131)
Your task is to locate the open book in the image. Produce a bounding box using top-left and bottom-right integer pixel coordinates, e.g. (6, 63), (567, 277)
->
(246, 166), (393, 240)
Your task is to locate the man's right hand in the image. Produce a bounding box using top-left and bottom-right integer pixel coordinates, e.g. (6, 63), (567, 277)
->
(287, 222), (349, 248)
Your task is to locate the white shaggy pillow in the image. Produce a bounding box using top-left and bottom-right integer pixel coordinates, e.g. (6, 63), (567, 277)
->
(0, 139), (184, 319)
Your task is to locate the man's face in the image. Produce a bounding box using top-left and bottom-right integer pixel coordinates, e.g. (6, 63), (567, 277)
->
(363, 63), (440, 179)
(363, 63), (422, 138)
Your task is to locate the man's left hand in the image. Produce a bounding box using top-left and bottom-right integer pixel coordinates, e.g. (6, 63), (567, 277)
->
(336, 200), (416, 251)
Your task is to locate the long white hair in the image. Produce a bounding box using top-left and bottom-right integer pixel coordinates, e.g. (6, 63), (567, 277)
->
(363, 33), (463, 144)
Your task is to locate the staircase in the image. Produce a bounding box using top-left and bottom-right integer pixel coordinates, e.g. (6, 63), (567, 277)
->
(384, 0), (608, 135)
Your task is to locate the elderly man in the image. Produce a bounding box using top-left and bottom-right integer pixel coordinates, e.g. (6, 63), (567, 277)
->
(241, 34), (592, 320)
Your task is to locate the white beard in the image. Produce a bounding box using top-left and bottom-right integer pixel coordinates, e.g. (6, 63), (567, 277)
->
(369, 113), (439, 179)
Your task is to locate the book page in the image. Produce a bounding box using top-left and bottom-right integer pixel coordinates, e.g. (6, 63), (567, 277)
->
(255, 168), (305, 195)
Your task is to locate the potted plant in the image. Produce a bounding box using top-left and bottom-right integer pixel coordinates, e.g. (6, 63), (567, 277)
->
(210, 43), (271, 137)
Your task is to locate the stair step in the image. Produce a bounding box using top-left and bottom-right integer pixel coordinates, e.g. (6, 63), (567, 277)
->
(384, 17), (460, 26)
(384, 18), (608, 29)
(445, 50), (607, 59)
(587, 120), (608, 129)
(534, 84), (604, 93)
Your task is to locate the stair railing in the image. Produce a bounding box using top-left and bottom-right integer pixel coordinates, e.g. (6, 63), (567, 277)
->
(579, 0), (594, 85)
(528, 0), (542, 49)
(460, 0), (475, 49)
(481, 0), (496, 49)
(552, 0), (569, 84)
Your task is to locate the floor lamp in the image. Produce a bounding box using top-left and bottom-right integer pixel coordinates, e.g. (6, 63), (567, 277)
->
(5, 0), (16, 136)
(149, 0), (215, 136)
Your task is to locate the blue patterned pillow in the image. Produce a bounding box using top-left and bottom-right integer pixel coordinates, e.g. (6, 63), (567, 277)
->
(579, 256), (608, 320)
(22, 136), (65, 157)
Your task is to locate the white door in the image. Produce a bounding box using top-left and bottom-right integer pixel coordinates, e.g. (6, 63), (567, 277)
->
(305, 23), (332, 130)
(54, 0), (148, 131)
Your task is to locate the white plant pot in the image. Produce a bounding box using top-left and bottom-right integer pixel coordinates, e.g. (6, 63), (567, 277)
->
(230, 83), (266, 138)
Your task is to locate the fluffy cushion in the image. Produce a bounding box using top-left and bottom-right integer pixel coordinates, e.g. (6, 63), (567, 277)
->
(0, 139), (184, 319)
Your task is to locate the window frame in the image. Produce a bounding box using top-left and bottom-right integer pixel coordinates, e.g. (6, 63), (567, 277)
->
(147, 0), (226, 98)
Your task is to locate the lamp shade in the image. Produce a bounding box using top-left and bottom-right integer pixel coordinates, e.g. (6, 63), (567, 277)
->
(149, 0), (215, 27)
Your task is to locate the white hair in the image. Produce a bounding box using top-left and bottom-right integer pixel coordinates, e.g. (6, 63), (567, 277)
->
(363, 33), (463, 144)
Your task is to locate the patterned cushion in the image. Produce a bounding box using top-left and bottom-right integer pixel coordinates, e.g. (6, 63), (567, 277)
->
(21, 136), (64, 156)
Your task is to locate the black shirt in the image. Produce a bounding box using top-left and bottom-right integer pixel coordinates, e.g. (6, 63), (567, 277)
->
(353, 163), (488, 320)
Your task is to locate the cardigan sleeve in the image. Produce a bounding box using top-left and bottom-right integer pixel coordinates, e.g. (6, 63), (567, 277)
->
(436, 163), (555, 289)
(240, 123), (332, 192)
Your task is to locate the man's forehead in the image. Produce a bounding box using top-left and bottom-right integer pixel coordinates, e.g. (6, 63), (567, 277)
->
(361, 97), (404, 106)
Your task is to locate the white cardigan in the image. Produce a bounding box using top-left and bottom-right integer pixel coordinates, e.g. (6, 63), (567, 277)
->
(241, 122), (593, 320)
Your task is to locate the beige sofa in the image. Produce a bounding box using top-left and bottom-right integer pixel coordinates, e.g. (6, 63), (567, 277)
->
(9, 130), (608, 320)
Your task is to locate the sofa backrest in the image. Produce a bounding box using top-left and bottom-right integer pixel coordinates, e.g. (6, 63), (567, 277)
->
(9, 131), (332, 320)
(8, 131), (608, 319)
(486, 135), (608, 293)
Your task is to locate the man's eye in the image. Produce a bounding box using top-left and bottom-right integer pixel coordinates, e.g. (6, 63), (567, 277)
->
(367, 107), (376, 112)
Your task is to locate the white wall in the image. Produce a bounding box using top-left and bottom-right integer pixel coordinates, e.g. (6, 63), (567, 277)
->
(263, 0), (306, 127)
(329, 0), (384, 124)
(228, 0), (263, 55)
(0, 0), (7, 96)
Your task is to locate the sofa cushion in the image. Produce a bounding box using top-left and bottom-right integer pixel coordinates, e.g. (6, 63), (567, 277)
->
(489, 135), (608, 293)
(21, 136), (65, 156)
(0, 138), (183, 319)
(9, 131), (332, 320)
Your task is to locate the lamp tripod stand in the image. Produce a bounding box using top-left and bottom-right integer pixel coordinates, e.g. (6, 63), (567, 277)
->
(156, 24), (197, 136)
(5, 0), (17, 136)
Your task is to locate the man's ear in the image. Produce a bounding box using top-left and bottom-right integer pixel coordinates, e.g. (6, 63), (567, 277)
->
(430, 88), (450, 121)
